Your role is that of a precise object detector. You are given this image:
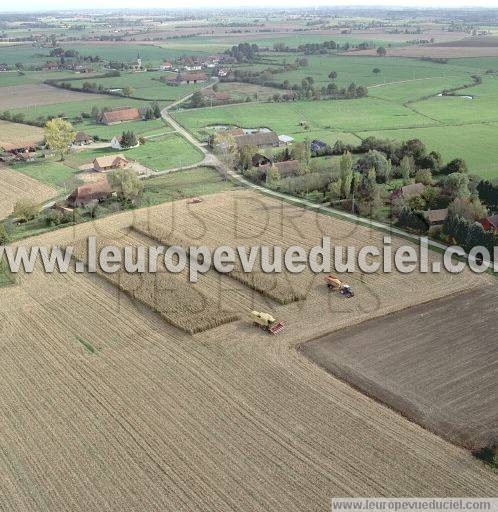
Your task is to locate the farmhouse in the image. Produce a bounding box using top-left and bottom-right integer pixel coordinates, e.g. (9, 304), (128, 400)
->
(93, 154), (128, 172)
(66, 179), (113, 207)
(235, 131), (280, 150)
(424, 208), (448, 226)
(226, 128), (245, 137)
(252, 153), (272, 167)
(478, 214), (498, 233)
(165, 73), (208, 85)
(278, 134), (294, 146)
(72, 65), (94, 74)
(43, 60), (59, 71)
(1, 140), (41, 156)
(310, 139), (328, 153)
(101, 108), (141, 125)
(391, 182), (425, 201)
(259, 159), (300, 179)
(161, 61), (173, 70)
(73, 131), (94, 146)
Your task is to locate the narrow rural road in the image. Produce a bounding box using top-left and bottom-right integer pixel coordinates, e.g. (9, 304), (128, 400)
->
(368, 75), (462, 89)
(161, 92), (496, 270)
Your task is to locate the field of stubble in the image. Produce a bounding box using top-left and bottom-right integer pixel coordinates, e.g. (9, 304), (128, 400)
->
(0, 190), (496, 511)
(0, 165), (56, 219)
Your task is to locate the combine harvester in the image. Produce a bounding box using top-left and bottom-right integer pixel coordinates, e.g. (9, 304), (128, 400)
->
(250, 311), (285, 335)
(324, 275), (354, 298)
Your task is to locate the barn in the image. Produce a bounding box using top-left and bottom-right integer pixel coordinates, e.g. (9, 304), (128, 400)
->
(66, 179), (113, 207)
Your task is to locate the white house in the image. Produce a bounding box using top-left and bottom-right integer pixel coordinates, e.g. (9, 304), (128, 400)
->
(110, 136), (123, 150)
(278, 134), (294, 146)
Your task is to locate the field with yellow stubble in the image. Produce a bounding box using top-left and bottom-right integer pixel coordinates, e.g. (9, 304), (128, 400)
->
(0, 189), (496, 511)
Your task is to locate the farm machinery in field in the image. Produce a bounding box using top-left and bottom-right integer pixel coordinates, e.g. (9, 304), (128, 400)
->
(324, 275), (354, 298)
(250, 311), (285, 335)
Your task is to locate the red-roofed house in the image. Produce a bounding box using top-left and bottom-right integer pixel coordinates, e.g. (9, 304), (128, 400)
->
(101, 108), (141, 125)
(478, 214), (498, 234)
(66, 179), (113, 207)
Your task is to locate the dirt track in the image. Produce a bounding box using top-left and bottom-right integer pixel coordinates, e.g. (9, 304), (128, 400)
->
(0, 190), (497, 510)
(348, 46), (498, 58)
(301, 286), (498, 450)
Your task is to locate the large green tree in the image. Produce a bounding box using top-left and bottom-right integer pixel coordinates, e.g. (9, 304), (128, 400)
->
(339, 151), (353, 198)
(44, 118), (75, 161)
(108, 168), (143, 202)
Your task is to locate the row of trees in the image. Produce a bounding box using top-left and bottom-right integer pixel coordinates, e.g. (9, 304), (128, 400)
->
(443, 213), (496, 253)
(225, 42), (260, 63)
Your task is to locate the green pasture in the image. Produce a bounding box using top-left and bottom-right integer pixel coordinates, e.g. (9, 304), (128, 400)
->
(139, 166), (235, 206)
(11, 160), (80, 190)
(368, 75), (475, 103)
(235, 54), (477, 89)
(59, 43), (210, 63)
(358, 123), (498, 178)
(9, 96), (148, 120)
(172, 98), (436, 139)
(76, 118), (166, 139)
(64, 71), (211, 101)
(66, 132), (203, 171)
(190, 33), (408, 50)
(0, 70), (104, 88)
(114, 133), (203, 170)
(409, 76), (498, 124)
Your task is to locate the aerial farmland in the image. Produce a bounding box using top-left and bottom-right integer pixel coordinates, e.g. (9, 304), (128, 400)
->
(0, 6), (497, 512)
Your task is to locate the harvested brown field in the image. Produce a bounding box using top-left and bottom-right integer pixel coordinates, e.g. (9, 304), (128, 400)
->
(301, 286), (498, 450)
(348, 45), (498, 58)
(0, 165), (56, 219)
(0, 120), (44, 149)
(432, 36), (498, 47)
(0, 190), (497, 510)
(0, 84), (108, 110)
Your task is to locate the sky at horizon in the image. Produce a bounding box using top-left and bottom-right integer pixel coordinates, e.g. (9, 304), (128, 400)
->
(4, 0), (498, 12)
